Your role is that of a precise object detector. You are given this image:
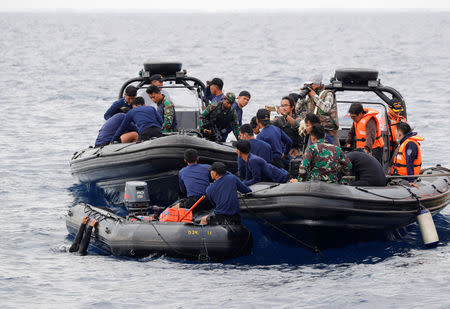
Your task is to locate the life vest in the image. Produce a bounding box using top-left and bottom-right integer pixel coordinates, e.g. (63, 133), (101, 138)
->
(354, 109), (384, 149)
(390, 135), (424, 176)
(387, 109), (407, 151)
(159, 207), (192, 223)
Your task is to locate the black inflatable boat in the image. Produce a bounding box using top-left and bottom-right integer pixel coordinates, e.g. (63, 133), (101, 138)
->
(70, 133), (237, 184)
(239, 166), (450, 249)
(70, 62), (238, 200)
(66, 203), (253, 261)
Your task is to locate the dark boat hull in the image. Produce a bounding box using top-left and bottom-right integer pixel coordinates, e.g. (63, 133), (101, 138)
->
(239, 168), (449, 249)
(66, 203), (253, 261)
(70, 134), (237, 184)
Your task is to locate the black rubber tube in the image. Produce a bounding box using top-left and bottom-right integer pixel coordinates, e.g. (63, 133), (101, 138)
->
(78, 225), (94, 256)
(69, 221), (88, 253)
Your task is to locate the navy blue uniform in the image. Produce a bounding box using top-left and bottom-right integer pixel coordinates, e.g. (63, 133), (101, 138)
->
(95, 113), (137, 146)
(238, 139), (272, 178)
(111, 106), (162, 142)
(204, 87), (224, 104)
(256, 125), (292, 160)
(178, 164), (211, 198)
(206, 172), (251, 215)
(104, 98), (132, 120)
(240, 154), (289, 186)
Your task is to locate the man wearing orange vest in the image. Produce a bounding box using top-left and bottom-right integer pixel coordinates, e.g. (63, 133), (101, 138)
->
(345, 103), (385, 165)
(390, 122), (423, 188)
(387, 99), (407, 155)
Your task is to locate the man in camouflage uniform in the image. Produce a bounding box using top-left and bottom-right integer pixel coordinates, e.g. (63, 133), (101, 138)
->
(295, 74), (339, 145)
(290, 125), (351, 183)
(146, 85), (177, 132)
(199, 92), (240, 142)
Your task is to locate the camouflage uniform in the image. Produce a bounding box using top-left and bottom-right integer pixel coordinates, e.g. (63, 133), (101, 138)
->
(157, 97), (177, 133)
(199, 101), (240, 142)
(298, 139), (352, 183)
(295, 90), (339, 132)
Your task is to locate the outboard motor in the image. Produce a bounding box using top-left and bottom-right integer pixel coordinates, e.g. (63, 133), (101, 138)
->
(124, 181), (151, 216)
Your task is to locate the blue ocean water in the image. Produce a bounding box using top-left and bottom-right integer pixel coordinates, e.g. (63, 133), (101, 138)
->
(0, 10), (449, 308)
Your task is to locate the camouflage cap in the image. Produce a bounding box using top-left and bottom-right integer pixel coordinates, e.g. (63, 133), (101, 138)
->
(223, 92), (236, 104)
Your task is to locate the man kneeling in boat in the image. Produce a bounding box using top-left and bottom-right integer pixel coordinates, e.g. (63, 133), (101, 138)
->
(290, 125), (352, 183)
(200, 162), (251, 225)
(110, 96), (163, 143)
(175, 149), (213, 215)
(235, 140), (290, 186)
(95, 111), (138, 147)
(390, 122), (423, 188)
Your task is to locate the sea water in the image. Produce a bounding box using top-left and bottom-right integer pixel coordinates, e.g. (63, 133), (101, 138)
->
(0, 11), (449, 308)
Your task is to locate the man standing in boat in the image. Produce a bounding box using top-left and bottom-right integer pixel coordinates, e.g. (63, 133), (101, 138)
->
(149, 74), (171, 101)
(390, 122), (423, 188)
(255, 109), (292, 169)
(146, 85), (177, 132)
(199, 92), (240, 142)
(223, 90), (251, 141)
(177, 149), (213, 214)
(200, 162), (251, 225)
(387, 98), (407, 155)
(110, 96), (163, 142)
(204, 78), (224, 104)
(273, 96), (304, 156)
(104, 85), (137, 120)
(290, 125), (352, 183)
(295, 75), (340, 146)
(345, 103), (385, 165)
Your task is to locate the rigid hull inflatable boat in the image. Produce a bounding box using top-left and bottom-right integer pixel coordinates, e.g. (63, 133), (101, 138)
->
(66, 203), (253, 261)
(239, 166), (449, 248)
(70, 134), (237, 184)
(70, 62), (237, 193)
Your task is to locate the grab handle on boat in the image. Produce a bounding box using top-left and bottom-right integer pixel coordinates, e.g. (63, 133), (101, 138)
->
(178, 196), (205, 222)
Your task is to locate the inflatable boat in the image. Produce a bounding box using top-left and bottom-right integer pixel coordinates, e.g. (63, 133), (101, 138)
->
(70, 133), (237, 184)
(70, 62), (237, 200)
(239, 166), (450, 249)
(66, 203), (253, 261)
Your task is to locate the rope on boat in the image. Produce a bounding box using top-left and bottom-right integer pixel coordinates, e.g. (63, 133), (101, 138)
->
(240, 197), (320, 253)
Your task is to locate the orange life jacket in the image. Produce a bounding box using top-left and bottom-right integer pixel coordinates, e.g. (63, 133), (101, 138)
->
(390, 135), (424, 176)
(354, 109), (384, 149)
(159, 208), (193, 223)
(388, 109), (407, 151)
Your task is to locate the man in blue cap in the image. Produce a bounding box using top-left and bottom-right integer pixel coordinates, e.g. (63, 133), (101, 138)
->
(204, 78), (224, 104)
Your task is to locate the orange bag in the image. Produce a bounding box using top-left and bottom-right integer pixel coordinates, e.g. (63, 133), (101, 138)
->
(159, 208), (192, 223)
